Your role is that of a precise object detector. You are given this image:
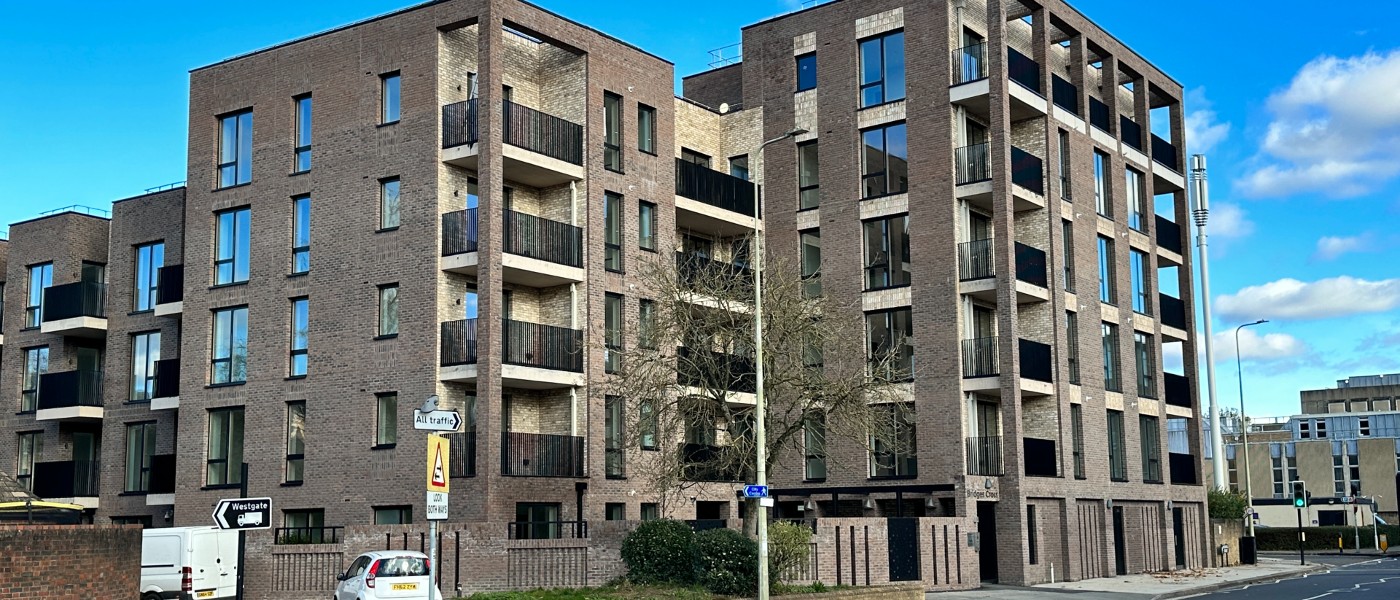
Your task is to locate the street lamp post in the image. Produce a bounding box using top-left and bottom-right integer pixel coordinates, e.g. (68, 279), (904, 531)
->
(1235, 319), (1268, 541)
(752, 127), (807, 600)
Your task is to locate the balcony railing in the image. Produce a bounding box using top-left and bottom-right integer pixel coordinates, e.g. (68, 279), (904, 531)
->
(503, 319), (582, 372)
(680, 443), (751, 482)
(275, 526), (344, 545)
(1024, 438), (1059, 477)
(1151, 134), (1180, 172)
(1089, 97), (1111, 133)
(1007, 47), (1042, 94)
(958, 239), (993, 281)
(503, 210), (583, 268)
(955, 143), (990, 185)
(149, 454), (176, 495)
(1120, 115), (1143, 152)
(1014, 242), (1048, 288)
(966, 436), (1003, 476)
(1164, 372), (1191, 408)
(1051, 75), (1079, 115)
(1019, 339), (1053, 383)
(451, 431), (477, 477)
(1155, 215), (1183, 254)
(33, 460), (99, 498)
(156, 264), (183, 305)
(952, 42), (987, 85)
(1160, 294), (1188, 331)
(153, 358), (180, 399)
(42, 281), (106, 322)
(442, 99), (479, 149)
(504, 100), (584, 165)
(1011, 146), (1044, 194)
(440, 319), (478, 367)
(675, 158), (757, 217)
(441, 209), (479, 256)
(501, 432), (585, 477)
(676, 252), (753, 295)
(37, 370), (103, 410)
(677, 347), (757, 394)
(961, 337), (998, 378)
(1169, 453), (1199, 485)
(508, 520), (589, 540)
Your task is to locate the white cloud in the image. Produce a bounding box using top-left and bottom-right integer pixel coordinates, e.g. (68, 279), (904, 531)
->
(1209, 203), (1254, 240)
(1237, 50), (1400, 198)
(1313, 233), (1374, 261)
(1211, 328), (1308, 362)
(1216, 276), (1400, 320)
(1184, 88), (1230, 154)
(1162, 342), (1184, 372)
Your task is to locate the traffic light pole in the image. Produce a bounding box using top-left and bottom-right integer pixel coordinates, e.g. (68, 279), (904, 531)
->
(1296, 507), (1305, 566)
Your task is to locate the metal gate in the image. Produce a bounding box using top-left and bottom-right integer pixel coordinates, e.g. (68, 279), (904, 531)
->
(886, 518), (921, 582)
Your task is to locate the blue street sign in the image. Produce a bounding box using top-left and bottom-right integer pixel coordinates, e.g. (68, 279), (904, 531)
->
(743, 485), (769, 498)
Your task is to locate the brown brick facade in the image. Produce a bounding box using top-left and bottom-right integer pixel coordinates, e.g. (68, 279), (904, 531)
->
(0, 525), (141, 600)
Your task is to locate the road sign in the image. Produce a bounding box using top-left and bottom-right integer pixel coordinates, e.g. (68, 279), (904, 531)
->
(743, 485), (768, 498)
(213, 497), (272, 530)
(414, 409), (462, 432)
(1341, 496), (1355, 504)
(427, 491), (449, 521)
(427, 435), (450, 493)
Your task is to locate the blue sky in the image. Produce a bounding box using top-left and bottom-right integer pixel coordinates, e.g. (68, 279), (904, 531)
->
(2, 0), (1398, 418)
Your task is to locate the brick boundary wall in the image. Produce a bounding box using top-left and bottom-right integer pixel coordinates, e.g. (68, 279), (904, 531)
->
(0, 524), (141, 600)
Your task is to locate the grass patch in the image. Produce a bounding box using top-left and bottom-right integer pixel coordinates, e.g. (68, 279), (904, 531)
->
(464, 582), (714, 600)
(774, 582), (852, 595)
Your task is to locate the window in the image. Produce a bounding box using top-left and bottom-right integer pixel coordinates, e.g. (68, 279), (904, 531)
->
(1135, 332), (1156, 398)
(869, 403), (916, 478)
(796, 52), (817, 92)
(1141, 415), (1161, 482)
(605, 294), (623, 373)
(282, 509), (325, 542)
(218, 110), (253, 188)
(1028, 504), (1039, 564)
(294, 95), (312, 172)
(214, 207), (251, 285)
(378, 284), (399, 337)
(1061, 220), (1074, 292)
(25, 262), (53, 327)
(1127, 168), (1146, 231)
(21, 347), (48, 412)
(1098, 235), (1116, 304)
(207, 407), (245, 487)
(604, 192), (623, 272)
(381, 72), (400, 124)
(867, 308), (913, 381)
(286, 402), (305, 483)
(1316, 419), (1328, 438)
(1058, 130), (1071, 200)
(729, 155), (749, 181)
(290, 298), (308, 377)
(637, 104), (656, 154)
(125, 422), (157, 492)
(379, 178), (400, 230)
(800, 230), (822, 298)
(604, 92), (623, 171)
(16, 432), (41, 491)
(861, 123), (908, 198)
(605, 503), (626, 521)
(680, 148), (711, 167)
(606, 395), (624, 478)
(134, 242), (165, 311)
(1066, 312), (1081, 385)
(804, 412), (827, 481)
(638, 300), (657, 350)
(640, 503), (659, 521)
(1108, 410), (1127, 481)
(1299, 421), (1310, 439)
(130, 332), (161, 401)
(1071, 404), (1085, 479)
(863, 215), (910, 290)
(292, 195), (310, 274)
(514, 503), (562, 539)
(1130, 249), (1150, 314)
(1094, 151), (1111, 216)
(210, 306), (249, 385)
(374, 506), (412, 525)
(1102, 322), (1121, 392)
(376, 393), (398, 447)
(638, 201), (657, 251)
(797, 141), (820, 209)
(639, 399), (658, 450)
(858, 31), (905, 107)
(1359, 417), (1370, 436)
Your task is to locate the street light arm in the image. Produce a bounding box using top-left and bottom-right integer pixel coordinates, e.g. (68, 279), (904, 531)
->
(1233, 319), (1270, 542)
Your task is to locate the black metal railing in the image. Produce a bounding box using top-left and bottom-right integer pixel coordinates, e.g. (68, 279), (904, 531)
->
(680, 443), (751, 482)
(275, 526), (344, 545)
(501, 432), (585, 477)
(1014, 242), (1048, 288)
(1011, 146), (1044, 194)
(1160, 294), (1188, 331)
(1120, 115), (1143, 151)
(675, 158), (757, 217)
(1169, 453), (1198, 485)
(676, 252), (753, 295)
(955, 143), (990, 185)
(1151, 134), (1180, 172)
(1164, 372), (1191, 408)
(503, 210), (583, 268)
(153, 358), (180, 399)
(502, 319), (582, 372)
(42, 281), (106, 322)
(1155, 215), (1183, 255)
(958, 239), (994, 281)
(1089, 97), (1111, 132)
(966, 436), (1003, 476)
(677, 347), (757, 394)
(156, 264), (183, 306)
(1024, 438), (1059, 477)
(149, 454), (176, 494)
(1019, 339), (1053, 383)
(440, 319), (479, 367)
(503, 100), (584, 165)
(441, 209), (479, 256)
(1007, 47), (1041, 94)
(507, 520), (589, 540)
(32, 460), (99, 498)
(451, 431), (477, 477)
(442, 99), (479, 149)
(961, 337), (998, 378)
(952, 43), (987, 85)
(1051, 75), (1079, 115)
(37, 370), (103, 410)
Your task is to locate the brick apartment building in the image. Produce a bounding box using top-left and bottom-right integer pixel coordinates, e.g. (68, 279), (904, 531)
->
(0, 0), (1208, 586)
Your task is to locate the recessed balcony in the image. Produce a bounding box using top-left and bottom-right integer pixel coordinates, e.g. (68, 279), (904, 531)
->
(40, 282), (107, 337)
(675, 158), (758, 236)
(501, 432), (585, 478)
(953, 144), (1044, 212)
(154, 264), (184, 317)
(150, 358), (180, 411)
(438, 318), (584, 389)
(1154, 216), (1185, 266)
(439, 208), (584, 287)
(36, 370), (103, 421)
(441, 99), (585, 188)
(32, 460), (99, 508)
(960, 337), (1054, 397)
(949, 45), (1047, 121)
(957, 241), (1049, 304)
(1160, 293), (1189, 342)
(145, 454), (176, 506)
(1150, 134), (1186, 192)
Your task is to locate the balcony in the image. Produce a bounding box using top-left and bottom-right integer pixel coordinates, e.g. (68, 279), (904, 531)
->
(151, 358), (180, 411)
(1164, 372), (1192, 409)
(961, 337), (998, 379)
(1019, 339), (1053, 383)
(441, 99), (585, 188)
(1120, 115), (1144, 153)
(675, 158), (758, 236)
(681, 443), (750, 482)
(958, 242), (1049, 304)
(439, 208), (584, 287)
(950, 45), (1046, 122)
(1088, 97), (1115, 148)
(1155, 215), (1184, 264)
(957, 239), (993, 282)
(965, 436), (1004, 476)
(1160, 293), (1189, 341)
(677, 346), (757, 395)
(451, 431), (477, 478)
(503, 319), (584, 388)
(501, 431), (585, 478)
(146, 454), (176, 506)
(1151, 134), (1186, 192)
(1169, 452), (1199, 485)
(1011, 147), (1045, 208)
(1015, 242), (1048, 289)
(36, 370), (103, 421)
(1023, 438), (1059, 477)
(154, 264), (184, 317)
(33, 460), (99, 507)
(1051, 75), (1080, 117)
(438, 319), (479, 382)
(41, 282), (107, 337)
(677, 252), (753, 306)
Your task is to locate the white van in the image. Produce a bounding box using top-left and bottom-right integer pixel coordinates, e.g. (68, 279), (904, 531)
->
(140, 526), (239, 600)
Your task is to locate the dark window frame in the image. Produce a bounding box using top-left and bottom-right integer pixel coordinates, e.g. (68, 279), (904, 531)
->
(1108, 409), (1128, 482)
(290, 297), (309, 378)
(380, 71), (401, 125)
(800, 229), (822, 298)
(862, 214), (911, 291)
(379, 177), (401, 231)
(20, 346), (48, 413)
(134, 241), (165, 311)
(375, 392), (398, 448)
(637, 103), (656, 155)
(796, 52), (817, 92)
(638, 201), (657, 252)
(25, 262), (53, 328)
(293, 94), (312, 173)
(797, 140), (820, 210)
(603, 91), (624, 172)
(292, 195), (310, 274)
(286, 401), (306, 483)
(865, 307), (914, 382)
(860, 122), (908, 199)
(125, 421), (157, 493)
(217, 109), (253, 189)
(378, 284), (399, 338)
(604, 293), (623, 374)
(604, 192), (624, 272)
(130, 330), (161, 401)
(858, 30), (906, 108)
(210, 306), (249, 386)
(206, 406), (245, 487)
(214, 207), (251, 286)
(1102, 321), (1122, 393)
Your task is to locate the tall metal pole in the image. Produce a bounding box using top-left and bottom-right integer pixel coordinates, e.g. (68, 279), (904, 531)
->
(1190, 155), (1227, 490)
(1235, 319), (1268, 540)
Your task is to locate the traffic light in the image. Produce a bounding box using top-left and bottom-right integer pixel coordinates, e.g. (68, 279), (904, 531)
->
(1291, 481), (1308, 508)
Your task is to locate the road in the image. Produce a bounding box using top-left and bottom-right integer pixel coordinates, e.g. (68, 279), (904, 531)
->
(1198, 555), (1400, 599)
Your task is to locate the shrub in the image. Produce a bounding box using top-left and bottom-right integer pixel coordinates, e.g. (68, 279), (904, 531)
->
(768, 521), (813, 584)
(621, 520), (699, 585)
(1207, 488), (1248, 519)
(1255, 524), (1400, 551)
(695, 528), (758, 596)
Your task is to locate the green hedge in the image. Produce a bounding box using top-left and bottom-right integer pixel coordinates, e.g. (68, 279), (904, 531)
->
(1253, 525), (1400, 551)
(620, 520), (699, 585)
(694, 528), (759, 597)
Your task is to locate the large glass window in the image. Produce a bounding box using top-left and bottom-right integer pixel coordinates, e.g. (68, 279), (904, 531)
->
(638, 299), (657, 350)
(374, 506), (411, 525)
(380, 178), (400, 230)
(604, 294), (623, 374)
(1071, 404), (1085, 479)
(638, 201), (656, 252)
(215, 207), (251, 286)
(218, 109), (253, 188)
(797, 141), (820, 209)
(125, 422), (156, 492)
(286, 402), (305, 483)
(1102, 322), (1121, 393)
(729, 155), (750, 181)
(16, 432), (41, 491)
(211, 306), (249, 385)
(207, 407), (245, 486)
(381, 72), (400, 124)
(796, 52), (817, 92)
(1107, 409), (1127, 481)
(1098, 235), (1116, 304)
(1094, 150), (1111, 216)
(637, 104), (656, 154)
(605, 395), (624, 478)
(1130, 249), (1150, 315)
(858, 31), (905, 107)
(605, 192), (623, 272)
(378, 285), (399, 337)
(639, 399), (657, 450)
(290, 298), (309, 377)
(1058, 129), (1072, 200)
(1140, 415), (1161, 482)
(869, 403), (916, 478)
(866, 308), (913, 381)
(1061, 220), (1074, 293)
(131, 331), (161, 401)
(863, 215), (911, 290)
(861, 123), (908, 198)
(1135, 332), (1156, 398)
(800, 230), (821, 298)
(376, 393), (398, 447)
(25, 263), (53, 327)
(294, 95), (312, 173)
(134, 242), (165, 311)
(21, 347), (48, 412)
(604, 92), (623, 171)
(1127, 168), (1146, 231)
(804, 412), (826, 481)
(1066, 311), (1081, 385)
(292, 195), (310, 274)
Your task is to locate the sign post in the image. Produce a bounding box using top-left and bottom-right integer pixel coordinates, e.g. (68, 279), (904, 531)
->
(207, 464), (269, 600)
(425, 434), (450, 600)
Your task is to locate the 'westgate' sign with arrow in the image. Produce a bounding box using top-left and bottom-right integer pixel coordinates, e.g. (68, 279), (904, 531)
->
(212, 497), (272, 530)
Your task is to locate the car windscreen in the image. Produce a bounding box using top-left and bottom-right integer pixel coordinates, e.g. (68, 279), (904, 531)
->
(375, 557), (428, 577)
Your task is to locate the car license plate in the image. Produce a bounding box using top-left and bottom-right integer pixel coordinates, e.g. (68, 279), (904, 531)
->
(391, 583), (418, 591)
(197, 592), (215, 599)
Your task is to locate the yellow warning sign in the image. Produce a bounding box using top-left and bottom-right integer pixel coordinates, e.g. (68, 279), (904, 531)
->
(426, 434), (450, 493)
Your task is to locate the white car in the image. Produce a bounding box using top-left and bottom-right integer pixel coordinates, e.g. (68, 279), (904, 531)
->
(335, 550), (442, 600)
